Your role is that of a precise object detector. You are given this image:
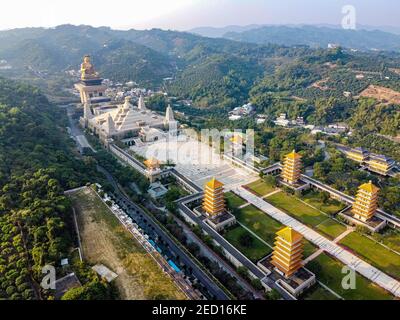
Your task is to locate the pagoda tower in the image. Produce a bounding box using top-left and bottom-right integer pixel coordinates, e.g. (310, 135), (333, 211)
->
(203, 178), (225, 217)
(352, 181), (380, 222)
(271, 227), (304, 278)
(144, 158), (161, 172)
(281, 150), (302, 185)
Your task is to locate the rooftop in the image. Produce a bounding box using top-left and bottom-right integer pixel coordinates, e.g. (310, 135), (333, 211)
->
(359, 181), (380, 193)
(206, 178), (224, 189)
(277, 226), (303, 243)
(286, 150), (302, 160)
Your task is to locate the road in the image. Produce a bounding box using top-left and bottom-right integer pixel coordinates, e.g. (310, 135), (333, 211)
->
(97, 166), (230, 300)
(66, 105), (96, 153)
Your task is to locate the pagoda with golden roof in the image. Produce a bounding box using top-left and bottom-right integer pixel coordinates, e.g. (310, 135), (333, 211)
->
(271, 227), (304, 278)
(203, 178), (225, 217)
(352, 181), (380, 222)
(144, 158), (161, 171)
(281, 150), (302, 185)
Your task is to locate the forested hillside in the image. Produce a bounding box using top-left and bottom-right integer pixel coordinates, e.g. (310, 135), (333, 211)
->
(0, 78), (111, 300)
(0, 25), (399, 136)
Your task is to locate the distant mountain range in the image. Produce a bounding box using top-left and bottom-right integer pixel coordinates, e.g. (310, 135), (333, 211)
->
(189, 25), (263, 38)
(190, 24), (400, 51)
(1, 24), (400, 115)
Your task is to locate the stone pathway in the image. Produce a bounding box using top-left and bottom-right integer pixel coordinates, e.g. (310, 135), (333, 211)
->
(234, 186), (400, 298)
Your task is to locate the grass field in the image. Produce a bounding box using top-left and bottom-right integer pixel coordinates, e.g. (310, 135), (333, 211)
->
(70, 187), (185, 300)
(306, 253), (393, 300)
(316, 219), (347, 239)
(235, 205), (283, 244)
(224, 226), (271, 262)
(267, 191), (328, 226)
(379, 229), (400, 254)
(244, 179), (276, 196)
(233, 205), (317, 259)
(339, 232), (400, 280)
(266, 191), (346, 239)
(302, 283), (339, 300)
(225, 191), (247, 209)
(302, 191), (346, 215)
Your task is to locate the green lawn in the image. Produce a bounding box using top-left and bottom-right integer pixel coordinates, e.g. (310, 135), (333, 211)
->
(316, 219), (347, 239)
(302, 191), (346, 215)
(224, 226), (271, 262)
(339, 232), (400, 279)
(266, 191), (346, 240)
(303, 242), (318, 259)
(302, 283), (339, 300)
(267, 192), (328, 226)
(235, 205), (283, 244)
(233, 205), (317, 258)
(306, 253), (393, 300)
(379, 229), (400, 254)
(225, 191), (247, 209)
(244, 179), (276, 196)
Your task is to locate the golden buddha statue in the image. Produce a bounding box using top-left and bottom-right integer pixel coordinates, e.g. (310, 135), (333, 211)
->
(80, 55), (99, 80)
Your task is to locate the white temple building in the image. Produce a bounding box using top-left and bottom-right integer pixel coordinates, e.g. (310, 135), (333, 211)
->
(76, 56), (178, 143)
(82, 96), (176, 142)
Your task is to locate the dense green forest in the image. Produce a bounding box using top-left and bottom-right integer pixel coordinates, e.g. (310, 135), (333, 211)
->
(0, 77), (113, 300)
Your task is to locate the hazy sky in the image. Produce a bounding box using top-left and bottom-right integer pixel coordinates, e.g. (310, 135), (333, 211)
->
(0, 0), (398, 31)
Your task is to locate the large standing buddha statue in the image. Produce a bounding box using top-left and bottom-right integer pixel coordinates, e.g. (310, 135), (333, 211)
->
(80, 55), (99, 80)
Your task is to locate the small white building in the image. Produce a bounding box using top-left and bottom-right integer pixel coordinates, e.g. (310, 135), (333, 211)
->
(274, 113), (290, 127)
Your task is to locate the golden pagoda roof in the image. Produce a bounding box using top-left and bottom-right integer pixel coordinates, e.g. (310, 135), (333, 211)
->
(286, 150), (302, 160)
(277, 227), (303, 243)
(206, 178), (224, 189)
(359, 181), (379, 193)
(144, 158), (160, 168)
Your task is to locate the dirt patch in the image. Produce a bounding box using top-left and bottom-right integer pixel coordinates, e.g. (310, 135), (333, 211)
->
(359, 85), (400, 104)
(70, 187), (185, 300)
(389, 68), (400, 75)
(310, 78), (330, 91)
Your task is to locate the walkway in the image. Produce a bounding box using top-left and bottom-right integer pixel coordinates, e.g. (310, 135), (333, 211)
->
(303, 229), (353, 265)
(234, 186), (400, 298)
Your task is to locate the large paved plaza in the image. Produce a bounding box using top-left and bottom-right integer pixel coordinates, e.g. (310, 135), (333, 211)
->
(130, 135), (257, 189)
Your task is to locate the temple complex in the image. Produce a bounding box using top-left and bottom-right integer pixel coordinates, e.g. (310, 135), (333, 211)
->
(76, 56), (178, 143)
